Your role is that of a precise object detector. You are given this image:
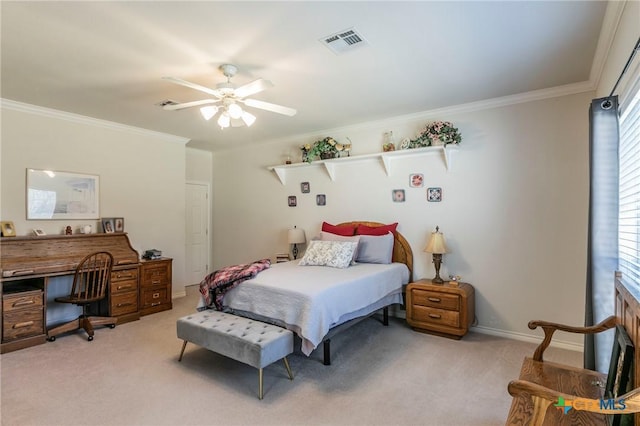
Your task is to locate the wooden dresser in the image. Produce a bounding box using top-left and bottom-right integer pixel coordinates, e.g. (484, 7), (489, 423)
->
(0, 233), (141, 353)
(139, 258), (172, 316)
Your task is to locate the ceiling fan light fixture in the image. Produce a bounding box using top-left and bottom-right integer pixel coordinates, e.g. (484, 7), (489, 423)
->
(218, 111), (231, 129)
(241, 111), (256, 127)
(200, 105), (218, 121)
(227, 103), (243, 119)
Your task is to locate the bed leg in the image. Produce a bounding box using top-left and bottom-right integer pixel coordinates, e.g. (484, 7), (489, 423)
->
(383, 307), (389, 326)
(323, 339), (331, 365)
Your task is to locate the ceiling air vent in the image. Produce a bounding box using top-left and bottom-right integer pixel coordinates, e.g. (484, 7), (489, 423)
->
(320, 27), (369, 55)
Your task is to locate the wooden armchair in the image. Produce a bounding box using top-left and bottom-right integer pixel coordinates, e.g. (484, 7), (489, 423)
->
(506, 315), (639, 425)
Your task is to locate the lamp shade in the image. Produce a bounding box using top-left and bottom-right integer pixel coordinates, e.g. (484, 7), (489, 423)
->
(424, 227), (449, 254)
(288, 227), (306, 245)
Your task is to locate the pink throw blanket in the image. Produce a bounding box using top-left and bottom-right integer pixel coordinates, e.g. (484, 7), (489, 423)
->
(199, 258), (271, 310)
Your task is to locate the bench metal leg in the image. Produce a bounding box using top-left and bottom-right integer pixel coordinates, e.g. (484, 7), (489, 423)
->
(259, 368), (264, 400)
(178, 340), (188, 362)
(283, 357), (293, 380)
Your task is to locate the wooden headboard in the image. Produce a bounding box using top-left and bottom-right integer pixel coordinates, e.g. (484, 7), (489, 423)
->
(337, 221), (414, 282)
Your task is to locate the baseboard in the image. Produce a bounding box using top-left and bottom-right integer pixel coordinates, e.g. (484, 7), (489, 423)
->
(471, 325), (584, 353)
(172, 290), (187, 299)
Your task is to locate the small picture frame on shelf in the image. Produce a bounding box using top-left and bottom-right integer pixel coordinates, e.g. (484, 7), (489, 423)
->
(300, 182), (310, 193)
(102, 218), (115, 233)
(288, 196), (297, 207)
(316, 194), (326, 206)
(1, 221), (16, 237)
(410, 173), (424, 188)
(427, 187), (442, 202)
(33, 228), (46, 236)
(114, 217), (124, 233)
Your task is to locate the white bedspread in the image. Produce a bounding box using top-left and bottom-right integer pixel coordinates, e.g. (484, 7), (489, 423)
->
(220, 260), (409, 355)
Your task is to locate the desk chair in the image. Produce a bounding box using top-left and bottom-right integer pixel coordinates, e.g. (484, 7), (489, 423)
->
(47, 251), (117, 342)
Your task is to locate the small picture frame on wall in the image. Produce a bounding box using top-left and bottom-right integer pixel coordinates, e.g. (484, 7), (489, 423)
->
(316, 194), (326, 206)
(409, 173), (424, 188)
(1, 221), (16, 237)
(392, 189), (405, 203)
(114, 218), (124, 233)
(102, 218), (115, 233)
(300, 182), (310, 193)
(427, 187), (442, 202)
(288, 196), (297, 207)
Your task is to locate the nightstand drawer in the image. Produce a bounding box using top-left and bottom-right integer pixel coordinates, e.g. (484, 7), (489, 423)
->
(412, 305), (460, 328)
(141, 287), (169, 308)
(411, 289), (459, 311)
(112, 268), (139, 282)
(110, 278), (138, 294)
(3, 290), (43, 313)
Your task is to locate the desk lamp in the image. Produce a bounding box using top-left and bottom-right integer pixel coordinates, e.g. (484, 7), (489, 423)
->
(288, 226), (306, 259)
(424, 226), (449, 284)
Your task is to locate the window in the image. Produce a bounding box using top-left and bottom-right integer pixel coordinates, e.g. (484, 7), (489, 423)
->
(619, 84), (640, 286)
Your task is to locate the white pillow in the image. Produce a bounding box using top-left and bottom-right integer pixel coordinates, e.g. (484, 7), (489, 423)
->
(355, 232), (394, 264)
(298, 240), (358, 269)
(319, 231), (360, 263)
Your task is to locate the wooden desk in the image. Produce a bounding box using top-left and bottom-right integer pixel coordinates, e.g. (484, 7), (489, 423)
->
(1, 233), (141, 353)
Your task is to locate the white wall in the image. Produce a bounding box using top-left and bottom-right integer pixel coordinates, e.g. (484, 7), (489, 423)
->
(0, 103), (188, 296)
(211, 90), (593, 345)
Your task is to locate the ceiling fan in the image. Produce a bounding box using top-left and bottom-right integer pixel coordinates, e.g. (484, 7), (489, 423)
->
(162, 64), (297, 129)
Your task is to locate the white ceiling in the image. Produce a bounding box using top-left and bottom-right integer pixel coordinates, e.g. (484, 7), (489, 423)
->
(1, 1), (609, 152)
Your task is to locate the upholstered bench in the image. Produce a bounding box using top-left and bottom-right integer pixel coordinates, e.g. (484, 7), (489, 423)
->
(176, 310), (294, 399)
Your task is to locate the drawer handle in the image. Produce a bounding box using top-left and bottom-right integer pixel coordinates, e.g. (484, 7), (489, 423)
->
(152, 293), (160, 299)
(427, 297), (441, 303)
(13, 300), (36, 307)
(10, 269), (35, 277)
(13, 321), (35, 329)
(117, 285), (133, 290)
(428, 314), (442, 319)
(116, 302), (134, 307)
(151, 302), (161, 307)
(116, 273), (135, 279)
(151, 280), (161, 285)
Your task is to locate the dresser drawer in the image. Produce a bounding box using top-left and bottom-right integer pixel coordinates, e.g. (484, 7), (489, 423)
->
(141, 287), (169, 308)
(111, 268), (138, 282)
(3, 309), (44, 341)
(411, 289), (459, 311)
(141, 265), (169, 286)
(411, 305), (460, 328)
(2, 290), (43, 313)
(111, 292), (138, 316)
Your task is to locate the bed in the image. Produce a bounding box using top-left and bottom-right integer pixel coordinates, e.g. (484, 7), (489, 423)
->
(200, 221), (414, 365)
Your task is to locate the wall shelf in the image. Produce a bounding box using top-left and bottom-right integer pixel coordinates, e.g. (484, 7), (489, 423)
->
(267, 145), (458, 185)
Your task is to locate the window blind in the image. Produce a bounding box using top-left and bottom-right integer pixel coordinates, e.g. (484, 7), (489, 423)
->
(619, 86), (640, 286)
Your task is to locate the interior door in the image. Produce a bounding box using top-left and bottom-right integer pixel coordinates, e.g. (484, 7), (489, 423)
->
(185, 182), (210, 286)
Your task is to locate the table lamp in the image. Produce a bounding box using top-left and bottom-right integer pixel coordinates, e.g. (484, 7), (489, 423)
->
(288, 226), (306, 259)
(424, 226), (449, 284)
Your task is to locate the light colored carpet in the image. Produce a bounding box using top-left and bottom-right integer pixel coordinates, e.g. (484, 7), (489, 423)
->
(1, 286), (581, 426)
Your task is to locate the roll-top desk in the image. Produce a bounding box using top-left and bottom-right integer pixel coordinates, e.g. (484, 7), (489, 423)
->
(1, 233), (141, 353)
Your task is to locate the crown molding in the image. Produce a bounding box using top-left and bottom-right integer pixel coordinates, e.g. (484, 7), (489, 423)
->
(0, 98), (190, 145)
(589, 0), (628, 90)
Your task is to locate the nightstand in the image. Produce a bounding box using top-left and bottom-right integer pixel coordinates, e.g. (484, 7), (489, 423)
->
(406, 279), (475, 339)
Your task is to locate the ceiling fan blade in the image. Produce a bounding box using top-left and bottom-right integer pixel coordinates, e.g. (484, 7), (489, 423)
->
(242, 98), (297, 116)
(162, 76), (223, 98)
(162, 99), (220, 111)
(234, 78), (274, 98)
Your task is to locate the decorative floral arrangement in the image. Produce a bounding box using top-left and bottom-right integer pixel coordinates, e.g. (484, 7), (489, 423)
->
(408, 121), (462, 148)
(301, 137), (344, 163)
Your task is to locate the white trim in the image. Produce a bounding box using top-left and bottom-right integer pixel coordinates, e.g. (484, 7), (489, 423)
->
(589, 0), (628, 89)
(472, 325), (584, 353)
(253, 80), (596, 151)
(1, 98), (191, 145)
